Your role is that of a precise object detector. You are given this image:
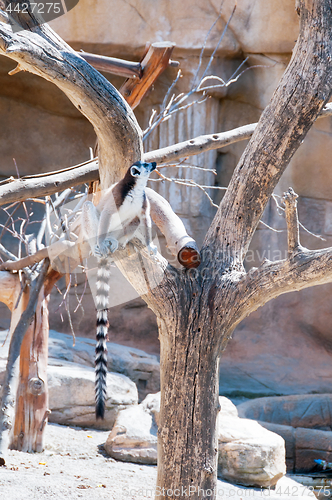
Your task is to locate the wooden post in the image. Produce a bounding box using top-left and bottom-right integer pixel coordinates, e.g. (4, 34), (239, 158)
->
(120, 42), (176, 110)
(10, 286), (50, 452)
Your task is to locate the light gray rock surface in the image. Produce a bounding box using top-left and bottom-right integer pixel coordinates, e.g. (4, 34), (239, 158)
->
(237, 394), (332, 430)
(105, 392), (160, 464)
(238, 395), (332, 473)
(218, 410), (286, 487)
(0, 330), (149, 429)
(106, 393), (286, 488)
(48, 330), (160, 400)
(48, 363), (138, 430)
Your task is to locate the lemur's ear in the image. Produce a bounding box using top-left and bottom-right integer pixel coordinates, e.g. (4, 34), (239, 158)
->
(130, 165), (141, 177)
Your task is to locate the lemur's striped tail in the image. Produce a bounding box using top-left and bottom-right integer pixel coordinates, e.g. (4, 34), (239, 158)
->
(95, 257), (111, 419)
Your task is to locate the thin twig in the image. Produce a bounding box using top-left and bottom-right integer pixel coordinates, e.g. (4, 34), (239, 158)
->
(259, 219), (284, 233)
(192, 1), (224, 87)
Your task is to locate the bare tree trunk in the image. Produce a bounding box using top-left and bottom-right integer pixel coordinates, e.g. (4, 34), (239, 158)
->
(157, 317), (220, 497)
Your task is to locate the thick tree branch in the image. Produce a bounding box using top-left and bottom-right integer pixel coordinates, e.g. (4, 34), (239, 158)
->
(0, 248), (49, 271)
(228, 185), (332, 331)
(203, 0), (332, 267)
(143, 123), (256, 164)
(0, 17), (142, 189)
(233, 247), (332, 333)
(0, 160), (99, 206)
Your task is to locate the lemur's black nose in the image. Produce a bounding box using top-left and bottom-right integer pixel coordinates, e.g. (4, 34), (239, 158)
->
(150, 162), (157, 171)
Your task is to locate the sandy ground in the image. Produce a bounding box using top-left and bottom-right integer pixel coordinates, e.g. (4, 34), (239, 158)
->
(0, 423), (156, 500)
(0, 423), (317, 500)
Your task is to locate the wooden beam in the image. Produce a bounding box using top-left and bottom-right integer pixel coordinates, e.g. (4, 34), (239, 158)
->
(78, 50), (179, 80)
(120, 42), (176, 110)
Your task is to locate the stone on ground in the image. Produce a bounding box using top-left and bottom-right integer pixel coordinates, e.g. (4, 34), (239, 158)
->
(48, 362), (138, 430)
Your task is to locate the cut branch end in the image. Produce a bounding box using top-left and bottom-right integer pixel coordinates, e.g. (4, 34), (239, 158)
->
(283, 187), (301, 254)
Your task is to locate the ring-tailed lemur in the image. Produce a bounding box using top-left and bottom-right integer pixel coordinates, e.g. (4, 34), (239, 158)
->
(82, 161), (157, 419)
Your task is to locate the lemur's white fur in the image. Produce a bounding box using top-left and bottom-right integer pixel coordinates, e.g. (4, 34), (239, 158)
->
(81, 161), (157, 419)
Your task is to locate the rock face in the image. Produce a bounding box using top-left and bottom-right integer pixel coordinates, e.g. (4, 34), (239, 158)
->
(0, 329), (157, 429)
(238, 394), (332, 430)
(106, 394), (286, 487)
(48, 330), (160, 400)
(238, 395), (332, 473)
(0, 0), (331, 401)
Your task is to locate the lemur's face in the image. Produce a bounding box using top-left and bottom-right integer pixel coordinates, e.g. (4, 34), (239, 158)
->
(130, 161), (157, 178)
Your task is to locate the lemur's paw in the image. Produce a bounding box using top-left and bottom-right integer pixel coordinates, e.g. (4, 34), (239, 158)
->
(105, 237), (119, 254)
(92, 245), (103, 258)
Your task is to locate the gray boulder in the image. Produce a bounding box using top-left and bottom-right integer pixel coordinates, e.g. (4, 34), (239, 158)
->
(106, 393), (286, 488)
(48, 362), (138, 430)
(238, 394), (332, 430)
(105, 392), (159, 464)
(218, 403), (286, 487)
(238, 395), (332, 472)
(48, 330), (160, 400)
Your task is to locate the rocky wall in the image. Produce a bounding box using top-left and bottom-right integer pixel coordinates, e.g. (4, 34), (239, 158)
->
(0, 0), (331, 396)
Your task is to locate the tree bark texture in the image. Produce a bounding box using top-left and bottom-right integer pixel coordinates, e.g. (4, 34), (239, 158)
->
(156, 306), (220, 496)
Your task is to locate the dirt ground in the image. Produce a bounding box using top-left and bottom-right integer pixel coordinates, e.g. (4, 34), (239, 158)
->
(0, 423), (315, 500)
(0, 423), (157, 500)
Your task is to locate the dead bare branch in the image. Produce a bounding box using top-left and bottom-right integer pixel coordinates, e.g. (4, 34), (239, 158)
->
(1, 99), (332, 208)
(0, 18), (142, 188)
(283, 188), (301, 254)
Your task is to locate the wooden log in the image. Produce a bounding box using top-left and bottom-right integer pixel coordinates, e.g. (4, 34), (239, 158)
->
(147, 188), (201, 268)
(11, 285), (50, 453)
(0, 272), (21, 310)
(79, 50), (178, 79)
(120, 42), (176, 110)
(79, 51), (142, 79)
(0, 260), (49, 464)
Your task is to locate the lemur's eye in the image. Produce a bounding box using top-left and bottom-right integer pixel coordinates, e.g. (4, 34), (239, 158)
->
(131, 167), (140, 176)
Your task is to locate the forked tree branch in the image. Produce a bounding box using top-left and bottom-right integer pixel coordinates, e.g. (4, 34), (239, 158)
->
(234, 246), (332, 332)
(203, 0), (332, 268)
(230, 185), (332, 330)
